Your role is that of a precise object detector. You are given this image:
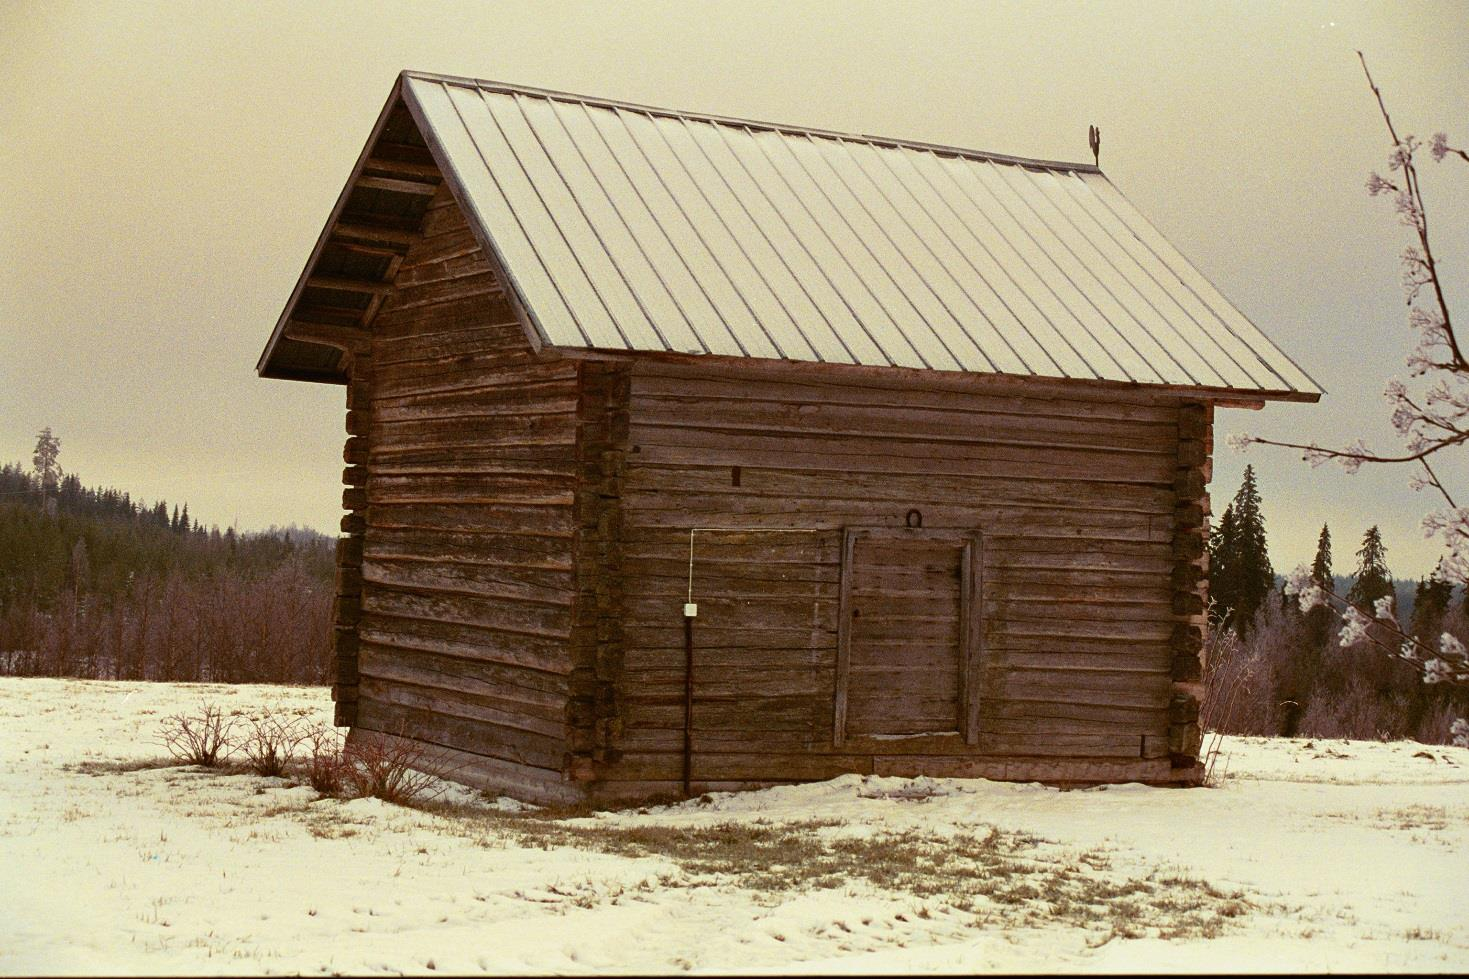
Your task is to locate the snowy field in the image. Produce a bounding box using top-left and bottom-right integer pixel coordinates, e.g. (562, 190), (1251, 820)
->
(1, 678), (1466, 975)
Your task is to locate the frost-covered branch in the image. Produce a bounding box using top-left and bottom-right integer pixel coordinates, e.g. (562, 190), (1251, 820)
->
(1232, 54), (1469, 602)
(1283, 565), (1469, 687)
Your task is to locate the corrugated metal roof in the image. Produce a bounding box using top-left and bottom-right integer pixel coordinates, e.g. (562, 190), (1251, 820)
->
(285, 73), (1322, 397)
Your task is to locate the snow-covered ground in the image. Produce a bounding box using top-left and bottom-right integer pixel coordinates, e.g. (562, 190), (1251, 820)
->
(1, 678), (1466, 975)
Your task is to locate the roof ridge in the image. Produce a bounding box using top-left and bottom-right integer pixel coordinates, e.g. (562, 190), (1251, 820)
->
(399, 69), (1102, 175)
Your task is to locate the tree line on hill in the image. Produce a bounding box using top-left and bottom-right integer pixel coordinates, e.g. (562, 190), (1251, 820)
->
(0, 432), (334, 684)
(1205, 465), (1468, 743)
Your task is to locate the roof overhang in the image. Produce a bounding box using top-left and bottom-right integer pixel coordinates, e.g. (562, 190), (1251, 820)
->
(258, 76), (433, 383)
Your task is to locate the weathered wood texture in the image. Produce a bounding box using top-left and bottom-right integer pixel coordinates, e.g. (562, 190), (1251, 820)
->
(835, 528), (983, 745)
(585, 357), (1192, 797)
(328, 184), (1209, 800)
(350, 184), (580, 800)
(1167, 400), (1212, 782)
(330, 344), (373, 726)
(567, 360), (631, 771)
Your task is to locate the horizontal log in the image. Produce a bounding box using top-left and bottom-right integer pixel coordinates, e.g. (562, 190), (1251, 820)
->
(364, 586), (572, 638)
(367, 474), (575, 507)
(421, 198), (474, 236)
(632, 394), (1177, 454)
(364, 527), (574, 570)
(359, 642), (568, 699)
(332, 221), (418, 248)
(630, 362), (1178, 419)
(624, 464), (1175, 514)
(371, 293), (522, 343)
(376, 296), (525, 346)
(363, 557), (574, 606)
(619, 711), (1168, 753)
(624, 697), (826, 730)
(343, 436), (369, 465)
(366, 502), (574, 536)
(357, 675), (565, 738)
(370, 412), (579, 448)
(387, 270), (505, 312)
(363, 155), (442, 181)
(394, 228), (481, 268)
(993, 678), (1169, 711)
(308, 275), (393, 297)
(627, 427), (1178, 484)
(608, 751), (875, 781)
(389, 250), (492, 292)
(360, 607), (572, 669)
(368, 450), (580, 478)
(981, 697), (1164, 725)
(372, 382), (579, 422)
(372, 353), (552, 399)
(373, 325), (533, 371)
(623, 496), (1170, 543)
(354, 699), (565, 773)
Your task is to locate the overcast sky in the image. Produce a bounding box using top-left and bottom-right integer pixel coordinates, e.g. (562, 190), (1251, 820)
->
(3, 0), (1467, 577)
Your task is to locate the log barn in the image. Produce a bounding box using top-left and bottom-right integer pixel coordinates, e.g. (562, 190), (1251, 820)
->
(258, 72), (1320, 802)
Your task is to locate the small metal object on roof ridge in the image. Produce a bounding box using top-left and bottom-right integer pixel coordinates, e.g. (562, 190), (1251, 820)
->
(401, 71), (1103, 175)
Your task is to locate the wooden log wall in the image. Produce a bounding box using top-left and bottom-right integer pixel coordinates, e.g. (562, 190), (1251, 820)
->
(350, 185), (583, 803)
(567, 362), (632, 780)
(332, 357), (371, 727)
(590, 358), (1193, 798)
(1168, 401), (1212, 781)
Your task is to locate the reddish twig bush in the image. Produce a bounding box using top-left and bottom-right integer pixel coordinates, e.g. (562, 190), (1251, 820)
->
(301, 722), (350, 796)
(342, 731), (457, 805)
(240, 708), (312, 777)
(157, 703), (238, 767)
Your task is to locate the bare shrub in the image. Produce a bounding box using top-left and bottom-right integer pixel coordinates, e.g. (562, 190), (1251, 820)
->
(240, 708), (311, 777)
(157, 703), (237, 767)
(301, 722), (350, 796)
(1202, 624), (1271, 736)
(1202, 595), (1469, 745)
(1296, 673), (1406, 740)
(0, 556), (333, 685)
(343, 731), (456, 805)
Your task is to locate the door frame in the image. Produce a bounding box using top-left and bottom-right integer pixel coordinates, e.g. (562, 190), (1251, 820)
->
(833, 526), (984, 748)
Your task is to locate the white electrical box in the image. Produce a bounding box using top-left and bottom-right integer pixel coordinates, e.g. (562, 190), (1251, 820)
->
(683, 602), (698, 618)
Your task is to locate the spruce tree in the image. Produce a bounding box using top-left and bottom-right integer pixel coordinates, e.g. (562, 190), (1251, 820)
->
(1346, 525), (1394, 610)
(1310, 524), (1333, 586)
(1208, 503), (1239, 623)
(1304, 523), (1335, 648)
(170, 505), (181, 533)
(1411, 558), (1454, 636)
(1209, 466), (1274, 631)
(32, 427), (62, 516)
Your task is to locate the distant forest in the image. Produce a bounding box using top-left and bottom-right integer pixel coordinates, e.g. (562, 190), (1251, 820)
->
(0, 461), (334, 684)
(1207, 466), (1468, 745)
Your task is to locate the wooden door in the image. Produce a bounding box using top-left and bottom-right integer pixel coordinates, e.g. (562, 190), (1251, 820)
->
(834, 528), (982, 746)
